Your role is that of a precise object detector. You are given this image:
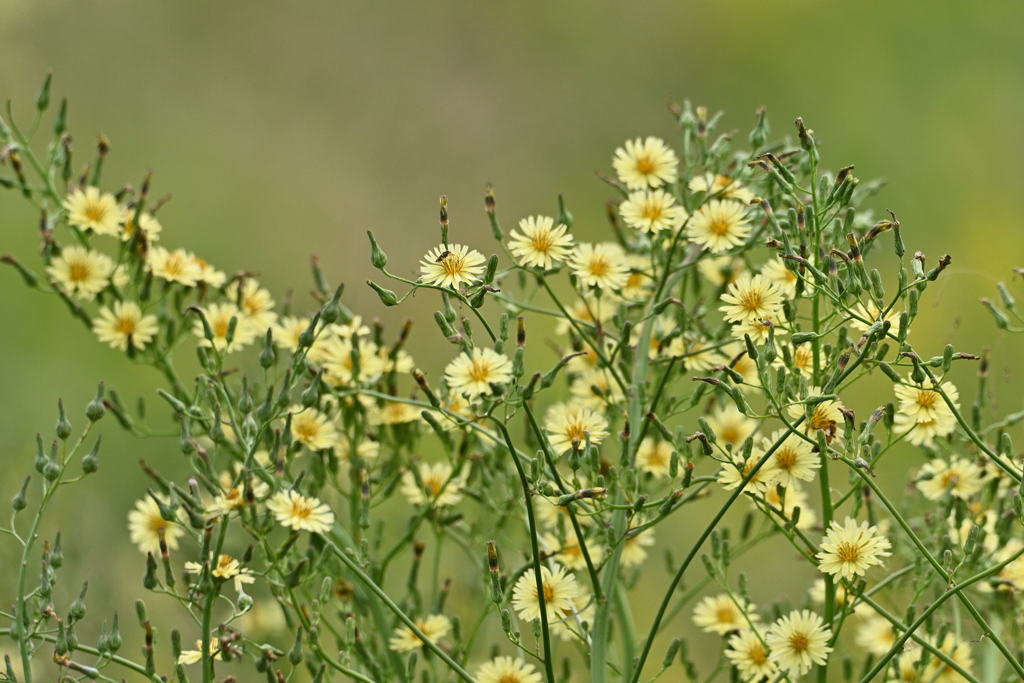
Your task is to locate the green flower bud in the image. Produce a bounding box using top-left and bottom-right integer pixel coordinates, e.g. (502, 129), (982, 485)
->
(55, 398), (72, 441)
(366, 279), (399, 306)
(367, 230), (388, 269)
(85, 382), (106, 422)
(11, 475), (29, 513)
(67, 581), (88, 624)
(288, 629), (304, 665)
(36, 71), (52, 112)
(51, 530), (64, 568)
(82, 436), (101, 475)
(259, 328), (276, 369)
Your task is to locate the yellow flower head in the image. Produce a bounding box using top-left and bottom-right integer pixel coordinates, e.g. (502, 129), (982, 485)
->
(266, 490), (334, 534)
(687, 199), (752, 253)
(287, 405), (340, 451)
(765, 610), (833, 676)
(400, 461), (469, 507)
(476, 656), (542, 683)
(225, 278), (278, 330)
(271, 316), (311, 353)
(855, 616), (897, 656)
(762, 429), (819, 487)
(544, 402), (610, 454)
(420, 243), (486, 289)
(761, 257), (800, 298)
(636, 437), (675, 478)
(511, 563), (579, 622)
(619, 189), (688, 235)
(917, 457), (986, 501)
(127, 497), (184, 555)
(726, 629), (776, 681)
(93, 301), (160, 351)
(444, 347), (513, 398)
(569, 242), (629, 291)
(719, 274), (784, 324)
(612, 137), (678, 189)
(193, 302), (259, 353)
(718, 453), (778, 495)
(63, 187), (126, 235)
(508, 215), (574, 269)
(923, 634), (974, 683)
(388, 614), (451, 653)
(706, 404), (757, 447)
(47, 245), (114, 300)
(688, 174), (756, 203)
(122, 211), (162, 242)
(697, 255), (748, 287)
(893, 377), (959, 447)
(693, 593), (758, 635)
(816, 517), (892, 580)
(369, 400), (423, 425)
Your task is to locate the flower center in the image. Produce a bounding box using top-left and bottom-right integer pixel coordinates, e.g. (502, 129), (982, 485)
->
(587, 255), (611, 277)
(643, 201), (663, 221)
(294, 418), (319, 441)
(498, 674), (522, 683)
(789, 633), (809, 653)
(84, 199), (107, 223)
(68, 258), (91, 282)
(794, 346), (812, 369)
(749, 643), (768, 664)
(738, 289), (763, 312)
(469, 358), (491, 383)
(531, 230), (555, 251)
(290, 498), (314, 520)
(775, 448), (797, 471)
(916, 390), (939, 409)
(708, 218), (732, 236)
(635, 155), (655, 175)
(835, 540), (861, 563)
(441, 253), (466, 276)
(423, 473), (444, 496)
(715, 606), (736, 624)
(542, 581), (555, 603)
(115, 313), (137, 336)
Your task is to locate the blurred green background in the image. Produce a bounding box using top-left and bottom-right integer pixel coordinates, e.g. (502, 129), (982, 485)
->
(3, 1), (1024, 679)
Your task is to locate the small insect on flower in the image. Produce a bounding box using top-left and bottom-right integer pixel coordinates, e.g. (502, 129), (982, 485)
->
(193, 302), (259, 353)
(765, 610), (833, 676)
(476, 656), (543, 683)
(63, 186), (127, 236)
(388, 614), (452, 653)
(916, 457), (986, 501)
(147, 246), (204, 287)
(619, 189), (688, 235)
(511, 563), (579, 622)
(816, 517), (892, 580)
(719, 274), (784, 324)
(400, 461), (470, 507)
(286, 405), (340, 451)
(507, 215), (574, 269)
(785, 386), (845, 442)
(687, 199), (752, 253)
(693, 594), (759, 636)
(725, 629), (776, 681)
(569, 242), (630, 291)
(93, 300), (160, 351)
(612, 136), (679, 189)
(267, 490), (335, 534)
(544, 402), (610, 454)
(47, 245), (114, 300)
(444, 347), (514, 399)
(893, 376), (959, 447)
(127, 497), (185, 555)
(636, 437), (675, 478)
(420, 243), (486, 288)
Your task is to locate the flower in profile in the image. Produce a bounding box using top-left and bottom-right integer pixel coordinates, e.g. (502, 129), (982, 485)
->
(726, 629), (776, 680)
(569, 242), (630, 291)
(917, 457), (986, 501)
(612, 136), (678, 189)
(287, 406), (340, 451)
(177, 638), (223, 666)
(193, 302), (259, 353)
(688, 174), (756, 203)
(388, 614), (451, 653)
(400, 462), (469, 507)
(893, 377), (959, 447)
(128, 497), (184, 554)
(94, 301), (160, 351)
(147, 246), (203, 287)
(760, 258), (800, 298)
(63, 187), (126, 235)
(621, 523), (655, 568)
(636, 438), (674, 478)
(271, 316), (311, 353)
(855, 616), (896, 656)
(687, 199), (752, 253)
(765, 610), (833, 676)
(923, 634), (974, 683)
(511, 564), (579, 622)
(122, 211), (162, 242)
(420, 243), (486, 288)
(445, 347), (514, 398)
(706, 404), (757, 447)
(697, 256), (748, 287)
(369, 400), (423, 425)
(267, 490), (334, 534)
(476, 656), (542, 683)
(719, 274), (784, 324)
(693, 594), (758, 635)
(817, 517), (892, 580)
(508, 215), (574, 269)
(184, 554), (255, 593)
(47, 246), (114, 300)
(718, 453), (778, 494)
(544, 403), (609, 454)
(619, 189), (688, 235)
(760, 429), (818, 487)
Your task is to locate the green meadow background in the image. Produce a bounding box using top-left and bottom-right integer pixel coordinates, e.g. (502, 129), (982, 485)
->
(2, 1), (1024, 679)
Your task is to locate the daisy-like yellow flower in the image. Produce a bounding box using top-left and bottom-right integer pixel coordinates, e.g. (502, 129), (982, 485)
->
(445, 347), (513, 398)
(287, 406), (339, 451)
(544, 403), (610, 454)
(420, 243), (486, 288)
(719, 274), (784, 324)
(923, 634), (974, 683)
(726, 629), (776, 681)
(476, 656), (542, 683)
(177, 638), (223, 666)
(687, 199), (752, 253)
(127, 497), (184, 555)
(209, 468), (270, 516)
(63, 186), (126, 235)
(688, 174), (756, 203)
(893, 377), (959, 447)
(47, 246), (114, 300)
(917, 457), (986, 501)
(730, 316), (778, 346)
(889, 653), (923, 683)
(507, 215), (574, 269)
(621, 254), (653, 301)
(122, 211), (162, 242)
(855, 616), (897, 656)
(93, 301), (160, 351)
(773, 343), (822, 378)
(569, 368), (625, 409)
(621, 523), (655, 568)
(764, 484), (816, 531)
(619, 189), (688, 235)
(693, 594), (758, 635)
(761, 258), (800, 299)
(636, 438), (674, 478)
(817, 517), (892, 580)
(554, 292), (616, 336)
(612, 136), (678, 189)
(765, 610), (833, 677)
(193, 302), (259, 354)
(511, 564), (579, 622)
(706, 404), (757, 447)
(382, 347), (415, 375)
(548, 588), (596, 641)
(319, 337), (386, 385)
(191, 256), (227, 288)
(718, 453), (779, 494)
(369, 400), (423, 425)
(271, 316), (311, 353)
(147, 246), (203, 287)
(982, 539), (1024, 591)
(267, 490), (334, 534)
(225, 278), (278, 330)
(786, 386), (845, 441)
(400, 462), (469, 507)
(569, 242), (630, 291)
(389, 615), (451, 653)
(541, 531), (596, 572)
(665, 336), (724, 371)
(184, 554), (255, 593)
(760, 429), (818, 487)
(697, 256), (748, 287)
(536, 493), (594, 529)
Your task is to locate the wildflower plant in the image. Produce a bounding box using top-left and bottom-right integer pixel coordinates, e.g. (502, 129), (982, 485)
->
(2, 72), (1024, 683)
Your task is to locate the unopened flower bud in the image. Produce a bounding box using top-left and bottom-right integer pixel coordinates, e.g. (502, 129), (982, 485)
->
(81, 436), (101, 474)
(12, 475), (29, 512)
(86, 382), (106, 422)
(55, 398), (72, 441)
(366, 230), (388, 269)
(367, 280), (399, 306)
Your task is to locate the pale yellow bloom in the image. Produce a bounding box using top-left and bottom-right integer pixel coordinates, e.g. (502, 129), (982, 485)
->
(719, 274), (784, 324)
(569, 368), (625, 409)
(420, 243), (486, 288)
(893, 377), (959, 447)
(267, 490), (334, 533)
(336, 435), (381, 466)
(693, 594), (759, 635)
(569, 242), (630, 291)
(401, 462), (469, 507)
(508, 215), (573, 269)
(948, 508), (998, 554)
(369, 400), (423, 425)
(554, 293), (616, 336)
(786, 386), (845, 441)
(817, 517), (891, 580)
(718, 453), (778, 495)
(147, 246), (203, 286)
(536, 494), (594, 529)
(773, 343), (822, 378)
(917, 457), (986, 501)
(765, 610), (833, 676)
(320, 337), (387, 385)
(697, 256), (748, 287)
(706, 404), (757, 447)
(764, 484), (816, 530)
(63, 187), (126, 235)
(388, 614), (451, 652)
(541, 531), (596, 572)
(855, 616), (896, 656)
(621, 523), (654, 568)
(476, 657), (542, 683)
(612, 136), (678, 189)
(544, 402), (610, 454)
(687, 199), (752, 253)
(761, 429), (818, 487)
(177, 639), (223, 666)
(726, 629), (776, 681)
(122, 211), (162, 242)
(636, 438), (674, 478)
(511, 564), (578, 622)
(127, 497), (184, 555)
(272, 316), (310, 353)
(191, 256), (227, 288)
(225, 278), (277, 330)
(665, 336), (724, 371)
(850, 301), (903, 334)
(47, 246), (114, 300)
(193, 302), (259, 353)
(621, 254), (653, 301)
(93, 301), (159, 351)
(287, 406), (339, 451)
(445, 347), (513, 398)
(619, 189), (688, 235)
(730, 316), (778, 345)
(688, 174), (756, 203)
(761, 258), (800, 298)
(923, 634), (974, 683)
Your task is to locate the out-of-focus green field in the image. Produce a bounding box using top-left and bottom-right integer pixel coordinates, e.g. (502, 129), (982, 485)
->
(2, 1), (1024, 679)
